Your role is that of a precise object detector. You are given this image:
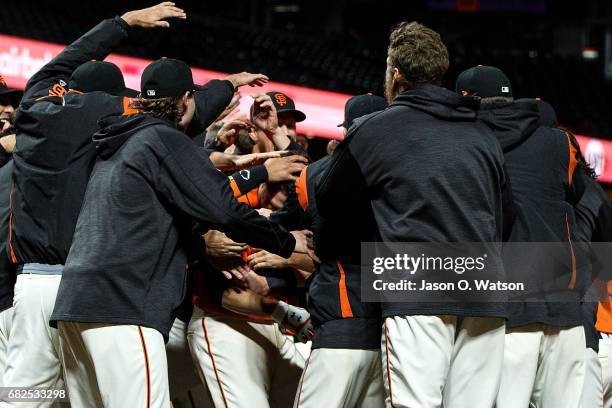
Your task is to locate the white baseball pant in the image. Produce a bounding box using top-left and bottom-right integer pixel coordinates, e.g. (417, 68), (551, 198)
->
(166, 317), (214, 407)
(496, 324), (585, 408)
(58, 321), (169, 408)
(0, 307), (13, 388)
(2, 271), (64, 408)
(293, 348), (385, 408)
(382, 315), (505, 408)
(188, 307), (304, 408)
(582, 347), (603, 408)
(600, 334), (612, 408)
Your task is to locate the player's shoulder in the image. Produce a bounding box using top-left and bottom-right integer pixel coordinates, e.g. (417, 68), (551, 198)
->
(343, 108), (388, 143)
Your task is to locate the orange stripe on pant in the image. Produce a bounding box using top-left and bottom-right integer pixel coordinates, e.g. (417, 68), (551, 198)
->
(137, 326), (151, 408)
(384, 319), (396, 408)
(337, 261), (354, 318)
(202, 318), (230, 408)
(8, 183), (17, 263)
(565, 214), (577, 289)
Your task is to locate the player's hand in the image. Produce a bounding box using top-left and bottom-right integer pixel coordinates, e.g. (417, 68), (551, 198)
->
(291, 230), (317, 260)
(247, 249), (288, 270)
(276, 303), (314, 343)
(0, 133), (16, 154)
(250, 93), (278, 135)
(217, 116), (250, 148)
(264, 155), (308, 182)
(240, 269), (271, 296)
(226, 73), (269, 89)
(121, 2), (186, 28)
(220, 264), (250, 289)
(204, 230), (247, 258)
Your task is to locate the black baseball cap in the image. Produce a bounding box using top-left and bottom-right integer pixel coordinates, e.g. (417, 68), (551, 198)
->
(266, 92), (306, 122)
(69, 61), (137, 97)
(338, 93), (387, 128)
(141, 58), (196, 99)
(455, 65), (513, 98)
(0, 75), (23, 102)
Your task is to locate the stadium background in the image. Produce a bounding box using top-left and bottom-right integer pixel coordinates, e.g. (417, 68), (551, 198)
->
(0, 0), (611, 192)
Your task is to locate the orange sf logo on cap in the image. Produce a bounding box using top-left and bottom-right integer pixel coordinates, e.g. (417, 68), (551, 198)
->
(0, 75), (6, 88)
(275, 93), (288, 106)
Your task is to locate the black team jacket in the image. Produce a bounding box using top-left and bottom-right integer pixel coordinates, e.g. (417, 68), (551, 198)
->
(271, 154), (381, 349)
(316, 84), (509, 318)
(477, 101), (586, 328)
(10, 16), (234, 267)
(51, 114), (296, 340)
(0, 161), (15, 312)
(576, 176), (612, 351)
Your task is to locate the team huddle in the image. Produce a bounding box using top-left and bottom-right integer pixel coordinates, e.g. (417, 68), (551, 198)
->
(0, 2), (610, 408)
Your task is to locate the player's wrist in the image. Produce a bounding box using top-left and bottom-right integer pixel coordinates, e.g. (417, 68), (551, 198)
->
(271, 300), (289, 323)
(120, 12), (137, 26)
(271, 128), (290, 150)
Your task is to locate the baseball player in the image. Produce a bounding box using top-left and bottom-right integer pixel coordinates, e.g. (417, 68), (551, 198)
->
(51, 57), (310, 407)
(187, 93), (314, 408)
(0, 159), (15, 390)
(0, 80), (19, 388)
(2, 5), (187, 404)
(456, 67), (588, 407)
(276, 94), (388, 408)
(570, 135), (612, 407)
(317, 24), (509, 407)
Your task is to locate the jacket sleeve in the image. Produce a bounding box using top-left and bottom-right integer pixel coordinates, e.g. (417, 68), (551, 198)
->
(156, 132), (296, 258)
(187, 80), (235, 137)
(22, 17), (130, 103)
(269, 187), (309, 231)
(316, 136), (366, 220)
(229, 165), (268, 197)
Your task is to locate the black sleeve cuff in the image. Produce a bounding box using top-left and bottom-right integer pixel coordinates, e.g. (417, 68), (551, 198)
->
(220, 79), (235, 93)
(114, 16), (132, 34)
(230, 165), (268, 196)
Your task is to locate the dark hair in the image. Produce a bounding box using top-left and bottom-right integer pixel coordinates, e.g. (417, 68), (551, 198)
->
(388, 21), (449, 87)
(130, 95), (185, 126)
(566, 130), (597, 179)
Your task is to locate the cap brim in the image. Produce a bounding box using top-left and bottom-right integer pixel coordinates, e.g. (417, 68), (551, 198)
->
(0, 88), (23, 97)
(117, 88), (139, 98)
(277, 109), (306, 122)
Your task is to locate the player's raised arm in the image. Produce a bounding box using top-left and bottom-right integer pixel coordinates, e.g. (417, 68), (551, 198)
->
(23, 2), (186, 101)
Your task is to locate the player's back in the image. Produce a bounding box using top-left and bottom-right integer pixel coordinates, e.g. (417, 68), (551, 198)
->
(349, 84), (506, 243)
(11, 91), (125, 265)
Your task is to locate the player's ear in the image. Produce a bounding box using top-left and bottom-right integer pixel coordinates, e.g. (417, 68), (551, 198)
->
(393, 67), (403, 83)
